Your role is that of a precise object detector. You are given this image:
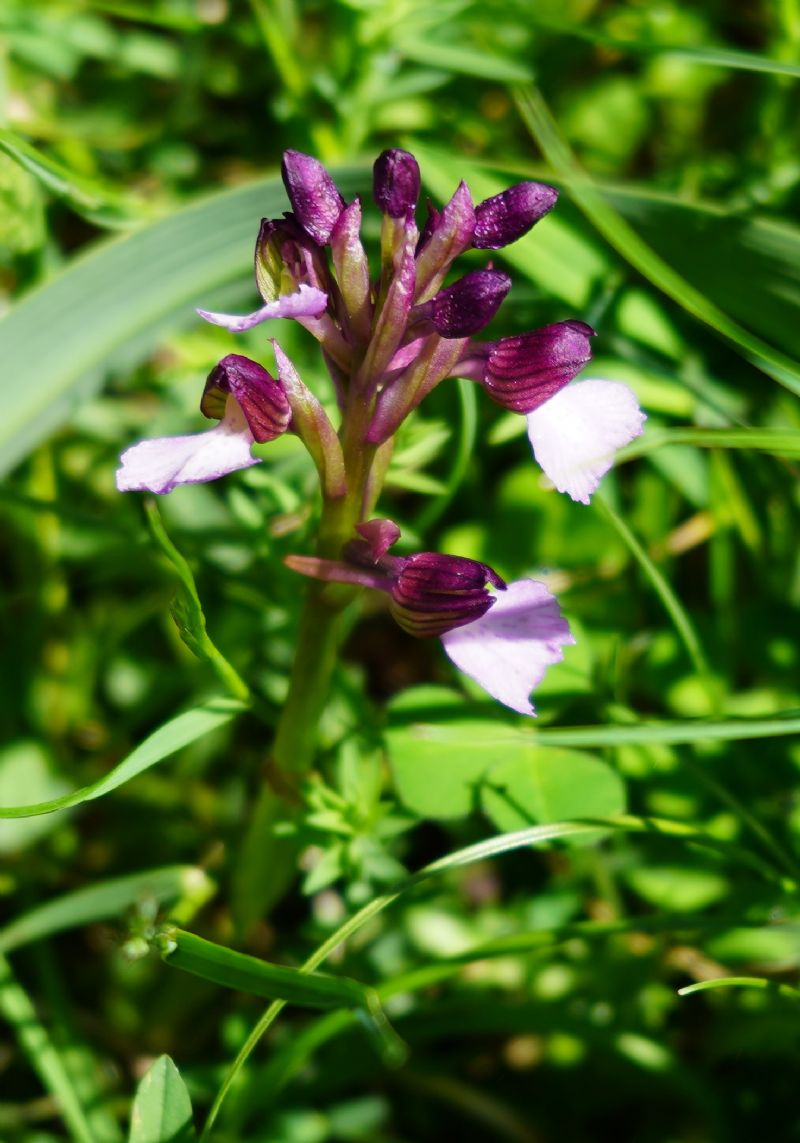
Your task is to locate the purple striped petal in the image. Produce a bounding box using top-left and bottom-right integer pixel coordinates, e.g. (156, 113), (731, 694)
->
(482, 321), (595, 413)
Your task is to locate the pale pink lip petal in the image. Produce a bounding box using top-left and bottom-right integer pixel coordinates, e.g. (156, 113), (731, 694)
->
(440, 579), (574, 716)
(197, 283), (328, 332)
(525, 379), (646, 504)
(116, 399), (259, 495)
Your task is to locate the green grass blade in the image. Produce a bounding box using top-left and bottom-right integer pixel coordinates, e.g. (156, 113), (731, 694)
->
(0, 953), (96, 1143)
(679, 977), (800, 999)
(0, 127), (145, 228)
(619, 428), (800, 460)
(397, 38), (533, 82)
(201, 814), (775, 1137)
(385, 707), (800, 748)
(158, 926), (371, 1010)
(0, 866), (213, 954)
(595, 492), (712, 683)
(144, 501), (251, 703)
(528, 19), (800, 78)
(513, 86), (800, 394)
(0, 167), (367, 478)
(0, 699), (243, 818)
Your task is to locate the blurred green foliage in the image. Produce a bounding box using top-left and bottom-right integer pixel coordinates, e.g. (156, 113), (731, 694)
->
(1, 1), (800, 1141)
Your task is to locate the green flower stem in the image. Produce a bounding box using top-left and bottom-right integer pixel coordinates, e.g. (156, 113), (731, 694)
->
(233, 388), (380, 930)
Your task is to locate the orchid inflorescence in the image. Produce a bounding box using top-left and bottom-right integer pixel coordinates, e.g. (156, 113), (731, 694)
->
(117, 148), (645, 716)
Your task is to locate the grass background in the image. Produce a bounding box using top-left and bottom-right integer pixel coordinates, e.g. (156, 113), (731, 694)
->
(1, 1), (800, 1140)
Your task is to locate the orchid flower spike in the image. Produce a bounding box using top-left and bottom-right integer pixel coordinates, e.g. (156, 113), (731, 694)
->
(459, 320), (645, 503)
(286, 520), (574, 716)
(116, 354), (290, 495)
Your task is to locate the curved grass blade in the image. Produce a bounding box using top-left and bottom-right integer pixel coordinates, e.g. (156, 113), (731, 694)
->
(0, 699), (243, 819)
(0, 167), (367, 479)
(679, 977), (800, 999)
(145, 501), (250, 703)
(513, 86), (800, 395)
(595, 492), (712, 684)
(386, 711), (800, 749)
(201, 815), (776, 1138)
(159, 927), (406, 1064)
(619, 428), (800, 460)
(0, 953), (95, 1143)
(0, 866), (213, 954)
(528, 19), (800, 79)
(159, 926), (371, 1010)
(0, 128), (146, 228)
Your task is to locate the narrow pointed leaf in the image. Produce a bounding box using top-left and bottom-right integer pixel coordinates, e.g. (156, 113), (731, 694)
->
(0, 700), (243, 818)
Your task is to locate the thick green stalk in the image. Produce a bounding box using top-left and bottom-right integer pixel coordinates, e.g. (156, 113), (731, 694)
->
(233, 387), (379, 931)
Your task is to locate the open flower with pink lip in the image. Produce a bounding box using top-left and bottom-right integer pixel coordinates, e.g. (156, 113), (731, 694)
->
(287, 520), (574, 717)
(456, 321), (646, 504)
(116, 354), (291, 495)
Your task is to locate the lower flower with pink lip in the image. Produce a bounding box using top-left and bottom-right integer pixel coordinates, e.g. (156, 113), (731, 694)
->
(116, 354), (290, 495)
(286, 520), (573, 717)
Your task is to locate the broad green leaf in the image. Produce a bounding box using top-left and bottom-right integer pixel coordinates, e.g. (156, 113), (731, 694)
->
(385, 687), (515, 819)
(0, 167), (366, 478)
(0, 699), (243, 818)
(481, 748), (625, 834)
(129, 1056), (195, 1143)
(0, 866), (214, 954)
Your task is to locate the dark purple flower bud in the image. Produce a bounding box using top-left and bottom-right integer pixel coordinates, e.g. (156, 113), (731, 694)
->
(482, 321), (595, 413)
(373, 148), (421, 218)
(425, 269), (511, 338)
(200, 354), (291, 442)
(390, 553), (506, 638)
(473, 182), (559, 250)
(281, 150), (345, 246)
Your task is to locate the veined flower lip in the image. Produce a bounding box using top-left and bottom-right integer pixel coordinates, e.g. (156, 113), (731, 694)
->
(116, 396), (260, 495)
